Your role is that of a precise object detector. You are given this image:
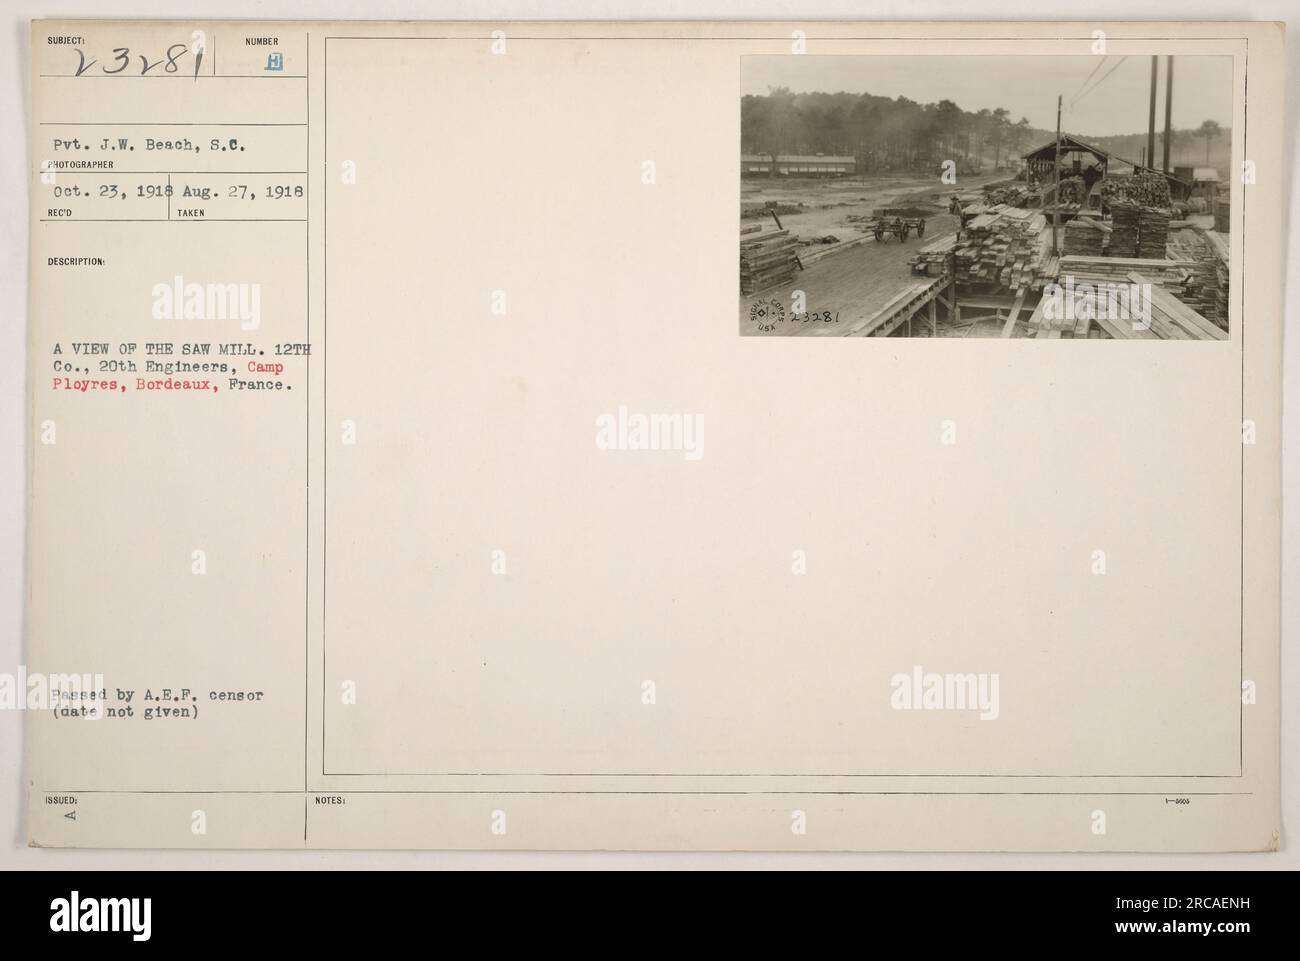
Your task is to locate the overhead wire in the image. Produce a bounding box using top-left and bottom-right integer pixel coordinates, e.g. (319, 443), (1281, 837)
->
(1068, 56), (1108, 106)
(1070, 55), (1129, 108)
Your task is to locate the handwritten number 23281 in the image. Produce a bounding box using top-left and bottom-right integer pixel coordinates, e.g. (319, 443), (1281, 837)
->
(74, 44), (201, 77)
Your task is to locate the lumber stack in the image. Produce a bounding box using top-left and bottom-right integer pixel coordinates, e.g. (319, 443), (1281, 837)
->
(740, 229), (799, 295)
(1127, 271), (1227, 341)
(1166, 229), (1228, 330)
(1058, 255), (1193, 291)
(1041, 262), (1225, 340)
(1062, 218), (1106, 256)
(909, 232), (957, 275)
(1104, 199), (1174, 260)
(1107, 203), (1139, 257)
(952, 205), (1047, 289)
(1137, 207), (1172, 258)
(984, 183), (1033, 207)
(1100, 171), (1171, 208)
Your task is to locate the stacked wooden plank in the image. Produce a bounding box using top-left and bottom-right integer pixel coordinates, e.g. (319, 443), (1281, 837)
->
(1166, 229), (1228, 330)
(1025, 292), (1086, 338)
(909, 232), (956, 275)
(1035, 252), (1060, 289)
(1062, 218), (1107, 256)
(984, 183), (1034, 207)
(1084, 282), (1158, 340)
(740, 229), (799, 295)
(952, 205), (1047, 289)
(1036, 266), (1224, 340)
(1057, 255), (1194, 290)
(1033, 281), (1161, 340)
(1128, 271), (1227, 341)
(1027, 286), (1079, 337)
(1107, 203), (1139, 257)
(1103, 200), (1173, 259)
(1137, 207), (1172, 258)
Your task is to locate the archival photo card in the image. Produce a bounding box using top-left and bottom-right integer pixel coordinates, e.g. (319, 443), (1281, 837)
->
(21, 20), (1281, 853)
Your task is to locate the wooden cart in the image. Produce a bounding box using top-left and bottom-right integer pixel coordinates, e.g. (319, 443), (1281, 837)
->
(869, 209), (927, 243)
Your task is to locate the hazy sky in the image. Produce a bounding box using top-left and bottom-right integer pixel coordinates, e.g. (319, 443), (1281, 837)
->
(741, 55), (1233, 136)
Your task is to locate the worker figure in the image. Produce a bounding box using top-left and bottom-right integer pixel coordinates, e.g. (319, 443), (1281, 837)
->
(949, 194), (972, 233)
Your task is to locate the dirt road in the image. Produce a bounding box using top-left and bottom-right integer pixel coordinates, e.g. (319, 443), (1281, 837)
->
(739, 212), (961, 336)
(740, 171), (1005, 246)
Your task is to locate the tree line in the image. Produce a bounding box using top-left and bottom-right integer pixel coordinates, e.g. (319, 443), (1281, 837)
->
(741, 88), (1230, 176)
(1081, 120), (1229, 172)
(741, 88), (1035, 173)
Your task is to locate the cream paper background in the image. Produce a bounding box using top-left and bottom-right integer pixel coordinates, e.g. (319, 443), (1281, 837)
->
(12, 13), (1287, 856)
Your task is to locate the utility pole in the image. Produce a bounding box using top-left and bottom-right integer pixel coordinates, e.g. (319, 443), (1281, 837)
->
(1052, 94), (1061, 256)
(1147, 56), (1158, 170)
(1162, 55), (1174, 172)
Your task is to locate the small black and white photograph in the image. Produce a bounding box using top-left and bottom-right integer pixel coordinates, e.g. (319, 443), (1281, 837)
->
(740, 55), (1233, 339)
